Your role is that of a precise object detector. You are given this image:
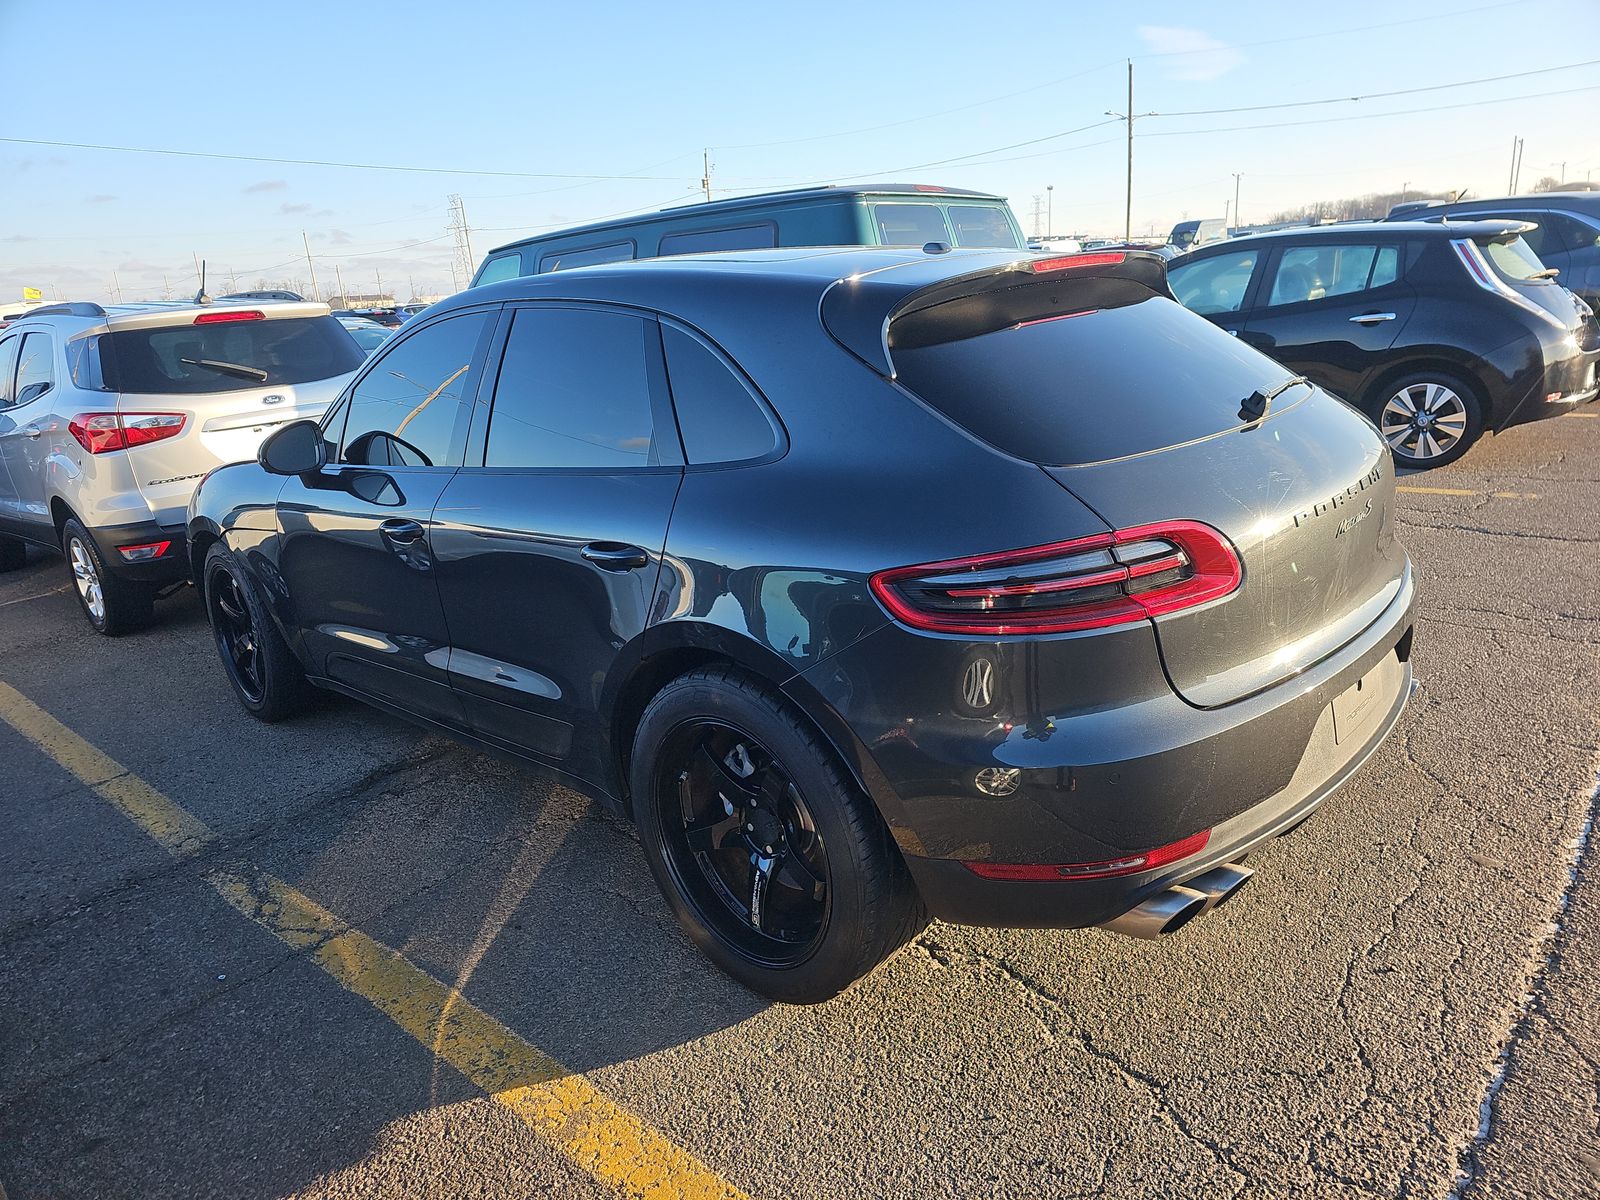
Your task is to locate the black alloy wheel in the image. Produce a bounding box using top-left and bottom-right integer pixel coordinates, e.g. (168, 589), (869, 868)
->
(208, 565), (265, 704)
(656, 720), (830, 965)
(631, 667), (926, 1003)
(202, 543), (312, 722)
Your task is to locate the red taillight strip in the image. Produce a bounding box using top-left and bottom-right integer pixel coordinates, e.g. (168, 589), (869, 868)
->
(1030, 251), (1125, 273)
(194, 309), (264, 324)
(69, 412), (187, 454)
(963, 829), (1212, 882)
(1015, 310), (1097, 329)
(869, 521), (1240, 636)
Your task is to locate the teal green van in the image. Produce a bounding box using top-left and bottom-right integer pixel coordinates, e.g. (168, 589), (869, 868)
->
(471, 183), (1026, 285)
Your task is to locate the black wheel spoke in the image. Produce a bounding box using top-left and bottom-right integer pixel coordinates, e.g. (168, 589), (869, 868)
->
(774, 846), (826, 903)
(216, 587), (247, 625)
(693, 742), (760, 808)
(683, 809), (742, 853)
(748, 854), (775, 933)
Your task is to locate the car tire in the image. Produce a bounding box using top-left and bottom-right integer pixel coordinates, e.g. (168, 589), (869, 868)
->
(62, 518), (155, 635)
(1367, 370), (1484, 469)
(631, 666), (926, 1004)
(0, 536), (26, 572)
(203, 542), (313, 722)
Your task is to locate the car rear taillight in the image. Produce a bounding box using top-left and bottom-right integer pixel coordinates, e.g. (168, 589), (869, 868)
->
(963, 829), (1212, 881)
(69, 412), (187, 454)
(869, 520), (1241, 636)
(117, 541), (172, 562)
(194, 310), (264, 324)
(1030, 251), (1125, 273)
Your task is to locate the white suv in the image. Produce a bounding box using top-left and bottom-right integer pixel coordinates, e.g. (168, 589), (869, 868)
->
(0, 299), (363, 633)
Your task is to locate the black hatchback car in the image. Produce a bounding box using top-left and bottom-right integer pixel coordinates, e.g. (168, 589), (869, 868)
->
(1168, 220), (1599, 467)
(189, 247), (1415, 1001)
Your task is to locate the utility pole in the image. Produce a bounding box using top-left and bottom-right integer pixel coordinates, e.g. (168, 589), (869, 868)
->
(335, 264), (346, 307)
(112, 271), (122, 303)
(1232, 173), (1242, 230)
(375, 267), (385, 302)
(1106, 61), (1156, 244)
(1508, 136), (1524, 193)
(302, 231), (320, 301)
(228, 268), (239, 292)
(701, 149), (713, 203)
(1046, 185), (1054, 239)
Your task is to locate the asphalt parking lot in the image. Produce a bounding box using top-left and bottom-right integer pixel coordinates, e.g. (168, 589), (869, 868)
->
(1, 409), (1597, 1200)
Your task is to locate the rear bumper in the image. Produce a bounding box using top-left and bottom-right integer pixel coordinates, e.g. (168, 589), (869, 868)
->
(903, 653), (1410, 927)
(86, 518), (190, 583)
(789, 558), (1416, 929)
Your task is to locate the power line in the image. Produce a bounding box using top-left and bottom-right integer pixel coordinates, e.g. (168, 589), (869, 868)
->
(1145, 82), (1600, 138)
(1157, 57), (1600, 118)
(0, 136), (689, 181)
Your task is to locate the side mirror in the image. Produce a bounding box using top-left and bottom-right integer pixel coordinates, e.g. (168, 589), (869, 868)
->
(259, 419), (328, 476)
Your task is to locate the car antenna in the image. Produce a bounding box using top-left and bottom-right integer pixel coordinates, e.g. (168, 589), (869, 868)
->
(193, 259), (211, 306)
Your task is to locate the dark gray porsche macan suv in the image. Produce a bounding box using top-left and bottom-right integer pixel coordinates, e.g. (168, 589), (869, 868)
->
(188, 246), (1415, 1002)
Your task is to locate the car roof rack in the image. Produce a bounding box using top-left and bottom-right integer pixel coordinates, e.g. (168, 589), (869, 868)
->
(20, 301), (109, 319)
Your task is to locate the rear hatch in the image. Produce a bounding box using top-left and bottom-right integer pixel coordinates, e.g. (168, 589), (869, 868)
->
(93, 305), (363, 522)
(1454, 223), (1594, 337)
(884, 253), (1407, 708)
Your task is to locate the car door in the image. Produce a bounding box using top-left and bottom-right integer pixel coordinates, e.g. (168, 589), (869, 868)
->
(274, 307), (496, 727)
(429, 303), (683, 782)
(1165, 246), (1267, 339)
(0, 333), (22, 527)
(1236, 239), (1415, 401)
(0, 332), (59, 531)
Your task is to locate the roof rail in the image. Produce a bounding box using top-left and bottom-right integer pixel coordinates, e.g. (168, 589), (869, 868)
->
(20, 301), (109, 319)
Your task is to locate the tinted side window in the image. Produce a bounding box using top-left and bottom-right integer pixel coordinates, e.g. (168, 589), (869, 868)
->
(486, 307), (660, 469)
(0, 335), (18, 407)
(947, 205), (1020, 249)
(662, 326), (776, 464)
(1168, 250), (1259, 315)
(659, 224), (777, 256)
(538, 242), (635, 273)
(339, 312), (488, 468)
(1371, 246), (1400, 289)
(475, 253), (523, 286)
(873, 203), (951, 246)
(1267, 244), (1381, 306)
(15, 333), (54, 405)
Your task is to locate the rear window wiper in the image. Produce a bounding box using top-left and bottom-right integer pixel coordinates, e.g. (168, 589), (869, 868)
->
(1239, 375), (1310, 423)
(1529, 267), (1560, 280)
(179, 356), (270, 382)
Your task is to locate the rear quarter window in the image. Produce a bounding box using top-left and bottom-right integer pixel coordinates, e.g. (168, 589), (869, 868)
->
(947, 205), (1021, 249)
(658, 224), (778, 256)
(538, 241), (636, 273)
(98, 316), (365, 395)
(873, 203), (951, 246)
(475, 253), (524, 286)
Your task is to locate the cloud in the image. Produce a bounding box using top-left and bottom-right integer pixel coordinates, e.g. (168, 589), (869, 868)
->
(85, 194), (117, 204)
(243, 179), (288, 193)
(280, 202), (312, 214)
(327, 229), (354, 246)
(1138, 26), (1244, 81)
(3, 235), (35, 243)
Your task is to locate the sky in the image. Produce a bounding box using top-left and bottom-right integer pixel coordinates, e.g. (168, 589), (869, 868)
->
(1, 0), (1597, 304)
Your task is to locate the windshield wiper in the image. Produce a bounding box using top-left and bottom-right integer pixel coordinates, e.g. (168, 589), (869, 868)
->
(179, 356), (269, 382)
(1530, 267), (1560, 280)
(1239, 374), (1310, 423)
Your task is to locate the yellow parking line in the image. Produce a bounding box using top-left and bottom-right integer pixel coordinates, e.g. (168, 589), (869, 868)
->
(1395, 485), (1478, 496)
(0, 681), (746, 1200)
(1563, 411), (1598, 418)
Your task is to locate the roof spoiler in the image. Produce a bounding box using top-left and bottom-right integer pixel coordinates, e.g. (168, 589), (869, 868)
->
(16, 302), (108, 319)
(821, 251), (1170, 376)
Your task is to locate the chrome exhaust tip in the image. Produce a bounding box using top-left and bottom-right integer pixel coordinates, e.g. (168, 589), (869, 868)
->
(1182, 862), (1254, 913)
(1100, 884), (1208, 940)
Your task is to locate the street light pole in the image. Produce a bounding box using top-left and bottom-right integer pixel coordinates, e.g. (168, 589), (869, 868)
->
(1232, 173), (1242, 231)
(1046, 185), (1053, 239)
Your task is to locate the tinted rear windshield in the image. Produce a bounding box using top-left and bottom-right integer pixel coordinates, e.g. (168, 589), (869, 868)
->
(96, 316), (365, 394)
(1482, 235), (1549, 283)
(892, 293), (1303, 467)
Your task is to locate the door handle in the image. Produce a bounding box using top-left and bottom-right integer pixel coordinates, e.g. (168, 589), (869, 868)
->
(378, 518), (425, 544)
(1349, 312), (1397, 324)
(581, 542), (649, 571)
(22, 428), (42, 439)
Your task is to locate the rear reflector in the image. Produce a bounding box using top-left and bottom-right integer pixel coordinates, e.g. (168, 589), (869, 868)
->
(69, 412), (187, 454)
(194, 310), (264, 324)
(869, 520), (1240, 636)
(1030, 252), (1126, 273)
(963, 829), (1212, 881)
(117, 541), (172, 562)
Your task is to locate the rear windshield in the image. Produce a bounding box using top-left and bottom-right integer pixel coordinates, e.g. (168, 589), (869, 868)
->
(1482, 235), (1549, 283)
(892, 294), (1303, 467)
(96, 316), (365, 395)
